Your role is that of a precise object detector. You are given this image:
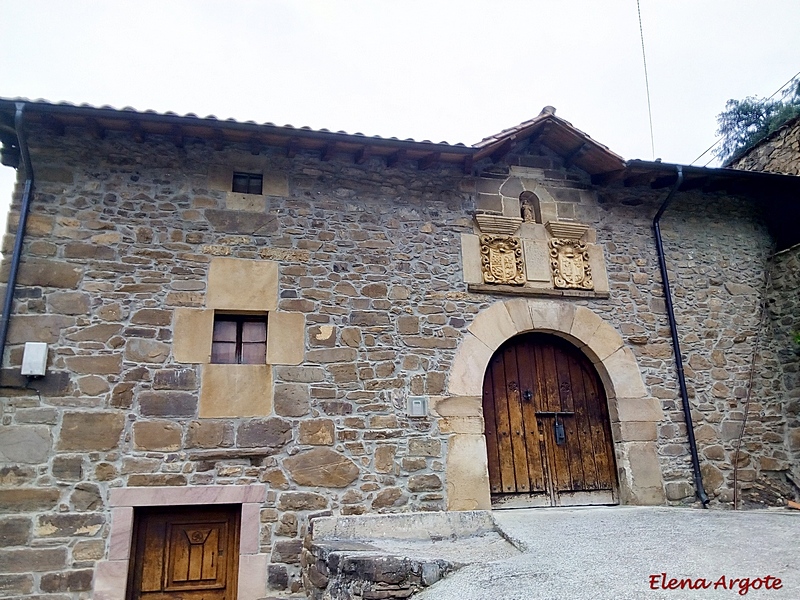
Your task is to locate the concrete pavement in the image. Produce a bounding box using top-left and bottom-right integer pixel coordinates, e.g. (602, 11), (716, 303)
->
(415, 506), (800, 600)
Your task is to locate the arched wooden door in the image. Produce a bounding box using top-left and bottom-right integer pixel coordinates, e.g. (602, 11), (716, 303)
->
(482, 333), (618, 507)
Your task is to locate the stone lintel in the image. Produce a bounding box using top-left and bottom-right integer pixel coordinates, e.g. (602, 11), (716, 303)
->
(467, 284), (610, 299)
(206, 257), (278, 311)
(109, 484), (267, 507)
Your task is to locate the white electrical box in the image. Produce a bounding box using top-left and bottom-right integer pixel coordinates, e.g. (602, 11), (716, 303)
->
(21, 342), (48, 377)
(406, 396), (428, 417)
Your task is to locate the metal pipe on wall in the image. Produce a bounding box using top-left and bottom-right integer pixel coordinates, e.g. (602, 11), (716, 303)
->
(0, 103), (34, 369)
(652, 165), (710, 507)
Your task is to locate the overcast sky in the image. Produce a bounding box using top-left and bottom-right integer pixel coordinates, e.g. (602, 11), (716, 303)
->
(1, 0), (799, 236)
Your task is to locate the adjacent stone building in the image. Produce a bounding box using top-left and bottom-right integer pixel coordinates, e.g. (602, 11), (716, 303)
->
(728, 114), (800, 175)
(1, 99), (799, 599)
(728, 114), (800, 500)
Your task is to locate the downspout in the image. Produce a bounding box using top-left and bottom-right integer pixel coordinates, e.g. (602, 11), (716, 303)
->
(652, 165), (710, 507)
(0, 103), (34, 368)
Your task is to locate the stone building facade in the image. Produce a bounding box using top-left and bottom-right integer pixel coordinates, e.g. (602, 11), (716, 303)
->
(728, 115), (800, 175)
(728, 115), (800, 502)
(0, 100), (799, 599)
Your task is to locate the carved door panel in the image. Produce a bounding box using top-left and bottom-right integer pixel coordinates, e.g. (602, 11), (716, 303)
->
(483, 333), (618, 507)
(128, 505), (240, 600)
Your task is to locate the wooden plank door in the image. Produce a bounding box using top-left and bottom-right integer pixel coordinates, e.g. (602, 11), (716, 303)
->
(483, 333), (618, 507)
(128, 505), (240, 600)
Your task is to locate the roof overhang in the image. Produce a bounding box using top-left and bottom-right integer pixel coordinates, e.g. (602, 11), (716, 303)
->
(0, 98), (475, 172)
(1, 98), (798, 247)
(598, 160), (800, 196)
(606, 160), (800, 249)
(473, 108), (626, 175)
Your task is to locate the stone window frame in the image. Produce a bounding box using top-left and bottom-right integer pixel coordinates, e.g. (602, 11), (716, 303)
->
(211, 313), (269, 364)
(207, 164), (289, 211)
(172, 257), (305, 417)
(231, 171), (264, 195)
(93, 485), (268, 600)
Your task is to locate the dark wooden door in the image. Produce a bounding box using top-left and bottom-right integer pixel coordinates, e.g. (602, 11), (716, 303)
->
(483, 333), (618, 507)
(128, 505), (240, 600)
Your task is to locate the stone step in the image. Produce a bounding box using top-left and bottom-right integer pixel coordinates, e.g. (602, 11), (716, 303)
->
(302, 510), (520, 600)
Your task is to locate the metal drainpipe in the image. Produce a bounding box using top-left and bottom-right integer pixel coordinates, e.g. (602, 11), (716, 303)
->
(0, 103), (34, 369)
(652, 165), (710, 507)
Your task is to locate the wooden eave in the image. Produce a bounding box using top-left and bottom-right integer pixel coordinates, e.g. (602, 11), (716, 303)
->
(3, 99), (800, 224)
(0, 99), (474, 170)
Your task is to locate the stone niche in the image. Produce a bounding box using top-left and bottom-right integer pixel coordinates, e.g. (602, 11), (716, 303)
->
(462, 169), (609, 297)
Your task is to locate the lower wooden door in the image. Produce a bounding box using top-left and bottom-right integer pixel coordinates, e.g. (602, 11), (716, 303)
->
(128, 505), (240, 600)
(482, 333), (618, 507)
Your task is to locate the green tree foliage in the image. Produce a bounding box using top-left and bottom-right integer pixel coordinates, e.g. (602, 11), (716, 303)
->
(715, 77), (800, 162)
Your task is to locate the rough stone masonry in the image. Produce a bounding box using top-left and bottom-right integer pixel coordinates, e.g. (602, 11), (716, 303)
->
(0, 112), (795, 599)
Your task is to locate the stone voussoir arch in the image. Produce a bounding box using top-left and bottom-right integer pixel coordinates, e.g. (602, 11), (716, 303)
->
(443, 298), (666, 509)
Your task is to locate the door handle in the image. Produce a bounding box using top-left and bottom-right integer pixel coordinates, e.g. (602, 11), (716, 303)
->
(554, 418), (566, 445)
(534, 412), (572, 445)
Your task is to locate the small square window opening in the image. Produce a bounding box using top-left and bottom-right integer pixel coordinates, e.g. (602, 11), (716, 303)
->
(211, 315), (267, 364)
(232, 172), (263, 195)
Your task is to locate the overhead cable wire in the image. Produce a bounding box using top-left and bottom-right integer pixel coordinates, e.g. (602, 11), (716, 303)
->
(637, 0), (656, 160)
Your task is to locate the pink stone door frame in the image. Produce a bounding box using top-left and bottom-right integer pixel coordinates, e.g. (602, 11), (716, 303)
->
(93, 484), (267, 600)
(444, 299), (666, 510)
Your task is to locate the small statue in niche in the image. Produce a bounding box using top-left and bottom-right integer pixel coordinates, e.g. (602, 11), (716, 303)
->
(519, 191), (540, 223)
(521, 202), (534, 223)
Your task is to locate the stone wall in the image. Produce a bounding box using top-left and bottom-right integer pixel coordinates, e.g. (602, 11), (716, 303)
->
(729, 116), (800, 175)
(753, 244), (800, 500)
(0, 124), (789, 598)
(587, 184), (776, 504)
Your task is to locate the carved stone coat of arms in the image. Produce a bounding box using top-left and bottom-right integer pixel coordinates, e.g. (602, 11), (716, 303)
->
(480, 235), (525, 285)
(549, 238), (593, 289)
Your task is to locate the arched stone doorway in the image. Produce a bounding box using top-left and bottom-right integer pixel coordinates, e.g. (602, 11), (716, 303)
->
(442, 299), (666, 510)
(483, 332), (617, 507)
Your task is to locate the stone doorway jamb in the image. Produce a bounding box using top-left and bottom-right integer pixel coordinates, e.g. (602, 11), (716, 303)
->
(92, 484), (267, 600)
(443, 299), (666, 510)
